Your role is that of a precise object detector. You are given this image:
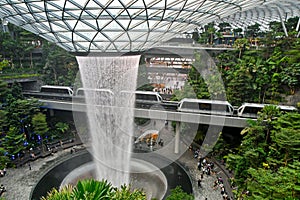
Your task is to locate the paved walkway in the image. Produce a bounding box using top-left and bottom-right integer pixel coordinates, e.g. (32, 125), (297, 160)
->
(0, 148), (76, 200)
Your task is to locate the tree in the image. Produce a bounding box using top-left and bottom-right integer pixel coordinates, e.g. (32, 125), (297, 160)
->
(218, 22), (231, 32)
(233, 38), (249, 59)
(109, 184), (146, 200)
(10, 81), (24, 100)
(271, 113), (300, 166)
(191, 52), (226, 100)
(233, 28), (243, 37)
(5, 99), (41, 129)
(0, 147), (10, 169)
(246, 161), (300, 199)
(0, 109), (8, 133)
(0, 78), (9, 103)
(55, 122), (69, 135)
(165, 186), (194, 200)
(32, 112), (49, 151)
(226, 111), (300, 199)
(1, 127), (26, 157)
(0, 57), (9, 72)
(40, 185), (73, 200)
(206, 23), (216, 45)
(245, 23), (261, 38)
(42, 42), (78, 86)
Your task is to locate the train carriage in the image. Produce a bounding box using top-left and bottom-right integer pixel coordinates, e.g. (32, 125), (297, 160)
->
(177, 98), (234, 116)
(40, 85), (73, 96)
(237, 103), (298, 118)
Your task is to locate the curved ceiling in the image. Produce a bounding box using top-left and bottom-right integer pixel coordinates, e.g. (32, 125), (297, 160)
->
(0, 0), (299, 53)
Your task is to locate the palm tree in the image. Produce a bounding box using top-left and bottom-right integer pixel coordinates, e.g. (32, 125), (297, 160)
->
(55, 122), (70, 134)
(41, 179), (147, 200)
(233, 38), (249, 59)
(40, 185), (73, 200)
(72, 179), (114, 200)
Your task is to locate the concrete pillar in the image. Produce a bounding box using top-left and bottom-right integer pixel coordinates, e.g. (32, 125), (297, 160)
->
(49, 109), (54, 117)
(175, 121), (180, 154)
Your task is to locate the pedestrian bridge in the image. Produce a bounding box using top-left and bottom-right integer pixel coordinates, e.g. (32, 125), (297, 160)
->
(39, 99), (250, 128)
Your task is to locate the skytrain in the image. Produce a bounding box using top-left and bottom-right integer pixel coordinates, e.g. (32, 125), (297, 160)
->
(23, 85), (298, 119)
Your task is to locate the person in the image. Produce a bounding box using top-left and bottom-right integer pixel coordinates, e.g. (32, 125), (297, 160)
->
(28, 163), (31, 170)
(159, 139), (164, 147)
(30, 152), (36, 159)
(0, 184), (6, 196)
(197, 179), (202, 188)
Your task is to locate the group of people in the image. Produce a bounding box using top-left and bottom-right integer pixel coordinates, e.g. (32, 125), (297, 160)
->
(192, 146), (234, 200)
(153, 87), (174, 95)
(213, 177), (233, 200)
(197, 157), (215, 178)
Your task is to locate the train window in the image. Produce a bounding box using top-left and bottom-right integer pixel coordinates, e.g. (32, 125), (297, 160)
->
(243, 106), (263, 114)
(41, 87), (72, 95)
(181, 101), (199, 109)
(199, 103), (211, 110)
(211, 104), (229, 112)
(136, 93), (158, 101)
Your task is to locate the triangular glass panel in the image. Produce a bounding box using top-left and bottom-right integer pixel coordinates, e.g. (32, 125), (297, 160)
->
(48, 11), (63, 20)
(93, 32), (109, 42)
(96, 19), (112, 30)
(75, 41), (90, 51)
(105, 8), (123, 17)
(116, 33), (130, 42)
(129, 20), (146, 29)
(102, 20), (123, 31)
(74, 20), (95, 31)
(73, 33), (88, 42)
(56, 32), (72, 42)
(131, 20), (148, 30)
(150, 0), (166, 9)
(80, 31), (97, 41)
(102, 31), (123, 41)
(148, 20), (159, 30)
(50, 22), (68, 32)
(89, 43), (104, 51)
(109, 0), (124, 8)
(115, 19), (131, 30)
(167, 0), (186, 9)
(65, 1), (80, 9)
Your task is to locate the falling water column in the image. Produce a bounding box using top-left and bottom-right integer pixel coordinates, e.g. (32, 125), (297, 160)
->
(76, 55), (140, 187)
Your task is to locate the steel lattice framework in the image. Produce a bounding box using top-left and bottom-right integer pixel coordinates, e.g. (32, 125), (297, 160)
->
(0, 0), (299, 53)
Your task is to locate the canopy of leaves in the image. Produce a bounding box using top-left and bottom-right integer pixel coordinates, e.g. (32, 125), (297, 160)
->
(165, 186), (194, 200)
(225, 110), (300, 199)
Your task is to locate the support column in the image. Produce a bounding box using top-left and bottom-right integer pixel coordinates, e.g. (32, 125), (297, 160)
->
(277, 7), (288, 37)
(296, 17), (300, 38)
(175, 121), (180, 154)
(49, 109), (54, 117)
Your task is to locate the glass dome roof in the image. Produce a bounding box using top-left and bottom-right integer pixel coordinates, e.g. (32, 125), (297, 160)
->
(0, 0), (299, 53)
